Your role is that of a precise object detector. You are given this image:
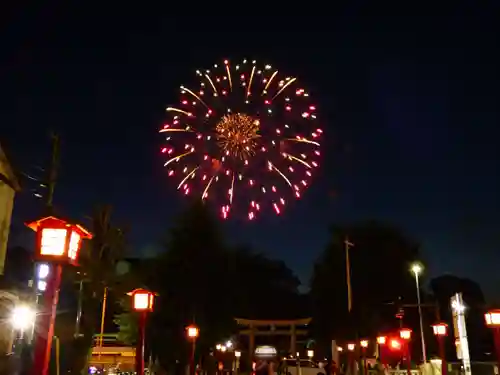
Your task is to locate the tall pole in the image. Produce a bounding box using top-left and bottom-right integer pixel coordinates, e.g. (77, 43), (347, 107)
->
(98, 287), (108, 359)
(404, 341), (412, 375)
(32, 134), (61, 375)
(32, 264), (63, 375)
(45, 133), (59, 211)
(344, 237), (354, 313)
(74, 279), (83, 336)
(437, 335), (447, 375)
(493, 328), (500, 373)
(414, 272), (427, 362)
(136, 311), (146, 375)
(190, 338), (196, 375)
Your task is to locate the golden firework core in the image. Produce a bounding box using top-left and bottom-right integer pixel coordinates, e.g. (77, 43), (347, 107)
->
(216, 113), (260, 159)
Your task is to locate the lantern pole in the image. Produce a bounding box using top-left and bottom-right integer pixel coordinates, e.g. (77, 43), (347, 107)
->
(31, 134), (62, 375)
(136, 311), (147, 375)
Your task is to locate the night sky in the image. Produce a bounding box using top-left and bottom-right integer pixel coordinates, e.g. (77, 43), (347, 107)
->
(2, 4), (499, 299)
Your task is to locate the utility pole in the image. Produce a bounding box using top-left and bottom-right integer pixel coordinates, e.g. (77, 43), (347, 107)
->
(344, 237), (354, 312)
(45, 133), (60, 210)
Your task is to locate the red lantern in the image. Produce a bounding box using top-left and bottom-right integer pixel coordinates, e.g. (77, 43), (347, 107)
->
(187, 325), (199, 339)
(432, 323), (448, 336)
(399, 328), (412, 340)
(485, 310), (500, 328)
(26, 216), (92, 266)
(128, 288), (156, 312)
(485, 310), (500, 372)
(432, 323), (448, 375)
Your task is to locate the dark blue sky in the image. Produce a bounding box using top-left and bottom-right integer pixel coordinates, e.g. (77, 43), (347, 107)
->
(2, 4), (499, 298)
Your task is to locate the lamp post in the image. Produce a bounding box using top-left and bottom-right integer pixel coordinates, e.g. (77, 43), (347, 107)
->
(187, 325), (199, 375)
(485, 310), (500, 371)
(10, 304), (36, 341)
(26, 216), (92, 375)
(128, 288), (156, 375)
(400, 328), (412, 375)
(347, 343), (355, 375)
(360, 340), (368, 375)
(235, 350), (241, 375)
(432, 323), (448, 375)
(377, 336), (387, 367)
(411, 263), (427, 363)
(307, 350), (314, 359)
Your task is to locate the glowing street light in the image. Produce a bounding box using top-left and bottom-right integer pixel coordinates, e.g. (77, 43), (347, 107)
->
(307, 350), (314, 358)
(11, 305), (36, 335)
(377, 336), (387, 367)
(360, 340), (369, 375)
(186, 325), (199, 375)
(485, 310), (500, 371)
(26, 215), (92, 375)
(128, 288), (156, 375)
(411, 262), (427, 363)
(432, 323), (448, 375)
(347, 343), (355, 351)
(400, 328), (412, 375)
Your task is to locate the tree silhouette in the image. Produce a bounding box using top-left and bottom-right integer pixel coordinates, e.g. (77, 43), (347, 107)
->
(67, 205), (127, 375)
(310, 221), (421, 357)
(114, 202), (304, 370)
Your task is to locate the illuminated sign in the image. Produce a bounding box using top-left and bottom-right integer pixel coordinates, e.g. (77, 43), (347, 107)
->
(255, 346), (277, 357)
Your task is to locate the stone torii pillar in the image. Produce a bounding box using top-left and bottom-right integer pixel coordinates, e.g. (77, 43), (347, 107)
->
(290, 324), (296, 355)
(249, 323), (255, 359)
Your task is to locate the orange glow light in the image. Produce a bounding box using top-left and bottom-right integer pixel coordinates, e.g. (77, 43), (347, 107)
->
(400, 328), (412, 340)
(432, 323), (448, 336)
(360, 340), (368, 348)
(485, 310), (500, 327)
(40, 228), (67, 256)
(390, 339), (402, 350)
(26, 216), (92, 266)
(187, 325), (199, 338)
(377, 336), (387, 345)
(128, 288), (156, 312)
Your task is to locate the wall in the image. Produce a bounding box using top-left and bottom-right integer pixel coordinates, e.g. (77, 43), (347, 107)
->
(0, 179), (15, 275)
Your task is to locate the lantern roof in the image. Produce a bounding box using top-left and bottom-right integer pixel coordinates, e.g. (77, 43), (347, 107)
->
(127, 288), (158, 296)
(25, 215), (92, 239)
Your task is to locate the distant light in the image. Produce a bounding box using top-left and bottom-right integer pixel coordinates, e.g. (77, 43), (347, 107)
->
(37, 280), (47, 291)
(10, 305), (36, 330)
(38, 263), (50, 279)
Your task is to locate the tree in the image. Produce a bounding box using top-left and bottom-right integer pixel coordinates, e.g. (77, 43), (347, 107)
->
(114, 202), (306, 370)
(310, 221), (421, 357)
(147, 201), (235, 368)
(227, 247), (303, 319)
(67, 205), (128, 375)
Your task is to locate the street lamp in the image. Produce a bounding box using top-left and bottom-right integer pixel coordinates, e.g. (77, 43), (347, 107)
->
(10, 305), (36, 338)
(400, 328), (412, 375)
(128, 288), (156, 375)
(360, 340), (369, 375)
(235, 351), (241, 375)
(186, 325), (199, 375)
(411, 262), (427, 363)
(432, 323), (448, 375)
(377, 336), (387, 366)
(485, 310), (500, 371)
(307, 350), (314, 359)
(26, 215), (92, 375)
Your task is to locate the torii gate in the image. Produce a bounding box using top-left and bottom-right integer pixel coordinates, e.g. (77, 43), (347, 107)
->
(235, 318), (311, 358)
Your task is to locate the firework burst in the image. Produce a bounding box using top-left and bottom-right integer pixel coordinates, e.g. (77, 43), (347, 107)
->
(160, 58), (322, 220)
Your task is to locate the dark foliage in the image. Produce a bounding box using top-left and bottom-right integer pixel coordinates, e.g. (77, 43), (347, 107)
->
(310, 221), (421, 357)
